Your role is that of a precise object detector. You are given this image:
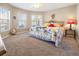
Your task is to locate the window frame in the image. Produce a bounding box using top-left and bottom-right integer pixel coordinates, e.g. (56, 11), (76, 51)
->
(0, 7), (10, 33)
(17, 12), (27, 29)
(31, 14), (43, 27)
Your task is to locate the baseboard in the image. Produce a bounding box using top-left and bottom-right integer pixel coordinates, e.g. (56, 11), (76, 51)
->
(2, 30), (28, 39)
(16, 30), (28, 35)
(16, 31), (26, 35)
(2, 35), (10, 40)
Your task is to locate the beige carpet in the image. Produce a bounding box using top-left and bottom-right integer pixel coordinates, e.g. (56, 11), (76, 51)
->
(2, 33), (79, 56)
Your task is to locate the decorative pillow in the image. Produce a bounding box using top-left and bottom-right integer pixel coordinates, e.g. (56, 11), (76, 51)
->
(60, 24), (64, 27)
(48, 24), (55, 27)
(54, 23), (64, 27)
(54, 23), (60, 27)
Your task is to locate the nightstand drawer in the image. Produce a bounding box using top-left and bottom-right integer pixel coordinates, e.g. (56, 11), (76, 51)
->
(66, 30), (75, 35)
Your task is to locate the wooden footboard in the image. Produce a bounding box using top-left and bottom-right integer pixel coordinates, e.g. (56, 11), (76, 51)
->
(0, 50), (6, 56)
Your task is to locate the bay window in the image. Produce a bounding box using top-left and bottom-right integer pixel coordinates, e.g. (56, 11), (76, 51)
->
(17, 12), (27, 29)
(0, 8), (10, 32)
(31, 15), (43, 26)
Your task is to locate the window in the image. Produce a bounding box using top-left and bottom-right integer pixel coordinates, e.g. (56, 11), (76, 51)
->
(0, 8), (10, 32)
(17, 12), (27, 29)
(31, 15), (43, 26)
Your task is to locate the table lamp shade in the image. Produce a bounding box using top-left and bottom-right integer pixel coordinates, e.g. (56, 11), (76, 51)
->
(67, 19), (77, 30)
(67, 19), (77, 24)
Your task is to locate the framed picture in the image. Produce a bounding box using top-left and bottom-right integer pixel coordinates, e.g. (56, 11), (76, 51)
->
(51, 14), (55, 19)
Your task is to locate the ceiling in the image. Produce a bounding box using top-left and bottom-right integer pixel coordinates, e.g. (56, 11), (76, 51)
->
(10, 3), (75, 12)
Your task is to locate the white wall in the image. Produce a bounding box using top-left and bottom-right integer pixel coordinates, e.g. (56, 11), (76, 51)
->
(44, 4), (79, 39)
(44, 5), (77, 23)
(0, 3), (45, 38)
(76, 4), (79, 39)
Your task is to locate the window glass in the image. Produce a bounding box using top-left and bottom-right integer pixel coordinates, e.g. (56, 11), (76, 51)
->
(31, 15), (43, 26)
(0, 8), (10, 32)
(17, 12), (27, 29)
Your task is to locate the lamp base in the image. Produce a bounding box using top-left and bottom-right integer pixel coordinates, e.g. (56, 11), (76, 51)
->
(69, 24), (72, 30)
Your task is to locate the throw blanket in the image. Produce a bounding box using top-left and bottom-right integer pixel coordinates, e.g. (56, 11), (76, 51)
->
(0, 35), (6, 55)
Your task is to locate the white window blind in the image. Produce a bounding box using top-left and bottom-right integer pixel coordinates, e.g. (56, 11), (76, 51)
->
(0, 8), (10, 32)
(31, 15), (43, 26)
(17, 12), (27, 29)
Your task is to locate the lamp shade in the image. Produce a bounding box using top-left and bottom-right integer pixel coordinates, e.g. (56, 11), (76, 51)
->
(67, 19), (77, 24)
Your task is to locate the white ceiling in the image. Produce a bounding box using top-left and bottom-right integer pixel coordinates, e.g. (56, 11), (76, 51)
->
(10, 3), (75, 12)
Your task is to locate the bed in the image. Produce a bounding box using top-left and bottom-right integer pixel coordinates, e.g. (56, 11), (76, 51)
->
(0, 35), (6, 55)
(29, 26), (64, 47)
(29, 20), (64, 47)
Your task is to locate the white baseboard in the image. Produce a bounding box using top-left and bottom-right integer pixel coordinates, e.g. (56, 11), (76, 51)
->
(16, 31), (26, 35)
(2, 31), (28, 39)
(2, 35), (10, 40)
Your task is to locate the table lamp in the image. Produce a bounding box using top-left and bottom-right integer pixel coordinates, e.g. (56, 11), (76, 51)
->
(67, 19), (77, 30)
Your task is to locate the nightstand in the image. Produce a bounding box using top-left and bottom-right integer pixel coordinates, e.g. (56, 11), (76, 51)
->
(65, 29), (76, 39)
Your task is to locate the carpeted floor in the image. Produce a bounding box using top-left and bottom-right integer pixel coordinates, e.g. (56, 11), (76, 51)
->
(2, 33), (79, 56)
